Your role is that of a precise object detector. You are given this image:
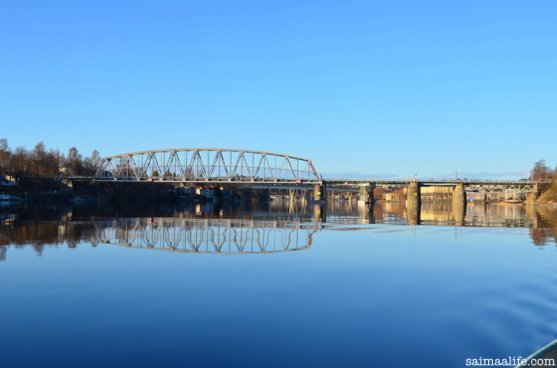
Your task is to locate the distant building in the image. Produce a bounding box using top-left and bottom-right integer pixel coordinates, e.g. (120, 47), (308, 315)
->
(0, 175), (17, 187)
(383, 189), (406, 201)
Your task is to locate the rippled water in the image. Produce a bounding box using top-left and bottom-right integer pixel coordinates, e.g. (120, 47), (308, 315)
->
(1, 201), (557, 367)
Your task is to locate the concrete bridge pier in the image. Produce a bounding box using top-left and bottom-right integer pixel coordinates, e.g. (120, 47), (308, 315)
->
(312, 184), (327, 202)
(358, 184), (375, 205)
(406, 181), (421, 225)
(452, 183), (466, 226)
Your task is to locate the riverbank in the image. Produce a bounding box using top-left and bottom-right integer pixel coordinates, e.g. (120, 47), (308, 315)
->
(1, 178), (274, 207)
(536, 188), (557, 205)
(524, 185), (557, 206)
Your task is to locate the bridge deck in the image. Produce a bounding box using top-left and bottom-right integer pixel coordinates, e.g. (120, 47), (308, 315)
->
(324, 179), (536, 186)
(73, 176), (537, 191)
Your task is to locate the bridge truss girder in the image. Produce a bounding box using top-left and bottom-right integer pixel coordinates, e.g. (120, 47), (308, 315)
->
(95, 149), (321, 185)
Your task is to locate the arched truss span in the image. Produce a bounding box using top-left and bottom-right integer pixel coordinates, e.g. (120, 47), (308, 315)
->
(95, 148), (321, 184)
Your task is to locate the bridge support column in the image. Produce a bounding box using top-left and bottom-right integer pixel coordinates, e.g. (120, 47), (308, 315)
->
(452, 183), (466, 226)
(312, 184), (326, 202)
(406, 181), (421, 225)
(358, 184), (375, 205)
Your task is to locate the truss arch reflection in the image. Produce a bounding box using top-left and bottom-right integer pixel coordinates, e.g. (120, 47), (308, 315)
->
(95, 217), (320, 254)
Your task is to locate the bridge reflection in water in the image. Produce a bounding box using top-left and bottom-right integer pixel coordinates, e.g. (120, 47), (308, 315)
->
(1, 201), (557, 262)
(0, 213), (322, 260)
(96, 218), (319, 254)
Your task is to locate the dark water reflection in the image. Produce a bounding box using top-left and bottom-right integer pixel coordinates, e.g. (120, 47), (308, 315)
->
(1, 201), (557, 260)
(2, 201), (557, 367)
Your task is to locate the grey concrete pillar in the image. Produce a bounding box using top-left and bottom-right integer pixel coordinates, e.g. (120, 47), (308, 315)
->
(358, 184), (376, 204)
(406, 181), (421, 225)
(452, 183), (466, 226)
(359, 185), (369, 203)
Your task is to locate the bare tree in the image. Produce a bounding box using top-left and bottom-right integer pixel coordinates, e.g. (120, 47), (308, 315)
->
(9, 147), (29, 176)
(0, 138), (9, 173)
(531, 160), (552, 182)
(0, 138), (8, 152)
(92, 149), (101, 171)
(82, 149), (101, 175)
(32, 142), (46, 177)
(65, 147), (83, 175)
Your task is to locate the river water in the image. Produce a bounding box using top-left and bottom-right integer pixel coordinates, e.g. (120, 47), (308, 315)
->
(1, 201), (557, 367)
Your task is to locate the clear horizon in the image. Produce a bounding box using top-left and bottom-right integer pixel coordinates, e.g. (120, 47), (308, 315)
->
(1, 0), (556, 179)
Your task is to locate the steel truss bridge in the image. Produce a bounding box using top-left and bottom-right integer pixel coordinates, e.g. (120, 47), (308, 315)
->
(94, 218), (319, 254)
(90, 148), (538, 195)
(95, 148), (321, 184)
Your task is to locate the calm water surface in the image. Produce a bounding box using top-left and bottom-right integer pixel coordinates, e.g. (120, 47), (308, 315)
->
(1, 201), (557, 367)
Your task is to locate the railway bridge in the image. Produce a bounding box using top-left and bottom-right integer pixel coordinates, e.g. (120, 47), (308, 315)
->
(90, 148), (540, 205)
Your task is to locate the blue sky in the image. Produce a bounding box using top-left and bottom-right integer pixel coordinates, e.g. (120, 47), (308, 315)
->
(0, 0), (555, 179)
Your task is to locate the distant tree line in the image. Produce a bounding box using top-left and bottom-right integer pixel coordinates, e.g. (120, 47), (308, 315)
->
(0, 138), (101, 179)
